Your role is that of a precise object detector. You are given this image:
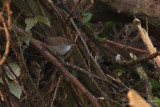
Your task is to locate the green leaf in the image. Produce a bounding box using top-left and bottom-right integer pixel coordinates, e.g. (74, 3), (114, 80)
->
(8, 82), (22, 99)
(0, 78), (22, 99)
(82, 13), (92, 24)
(117, 70), (123, 76)
(6, 57), (21, 80)
(36, 16), (50, 26)
(153, 96), (160, 107)
(20, 30), (32, 45)
(150, 79), (160, 89)
(24, 16), (50, 45)
(25, 16), (50, 32)
(25, 17), (38, 32)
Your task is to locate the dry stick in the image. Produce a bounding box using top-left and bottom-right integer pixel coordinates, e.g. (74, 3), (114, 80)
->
(64, 10), (100, 74)
(0, 67), (13, 107)
(50, 76), (63, 107)
(71, 36), (111, 99)
(0, 13), (10, 66)
(69, 17), (107, 80)
(103, 38), (148, 54)
(133, 18), (160, 68)
(63, 11), (113, 99)
(12, 27), (46, 105)
(31, 38), (101, 107)
(19, 40), (46, 106)
(12, 26), (46, 106)
(91, 78), (108, 98)
(61, 59), (129, 89)
(41, 0), (64, 23)
(66, 14), (130, 95)
(71, 34), (92, 73)
(36, 0), (46, 17)
(121, 52), (160, 66)
(13, 9), (24, 23)
(133, 19), (155, 106)
(64, 0), (81, 26)
(6, 3), (11, 28)
(62, 60), (107, 82)
(35, 0), (56, 37)
(0, 84), (10, 107)
(41, 0), (65, 37)
(0, 68), (10, 107)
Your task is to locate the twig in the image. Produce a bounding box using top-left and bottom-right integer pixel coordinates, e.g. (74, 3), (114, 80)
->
(0, 67), (10, 107)
(91, 77), (108, 98)
(11, 24), (101, 107)
(61, 59), (129, 89)
(50, 75), (63, 107)
(6, 2), (11, 28)
(0, 13), (11, 66)
(71, 33), (91, 72)
(41, 0), (64, 23)
(103, 38), (148, 54)
(120, 52), (160, 66)
(30, 38), (101, 107)
(18, 35), (47, 106)
(61, 59), (107, 82)
(64, 0), (81, 26)
(13, 9), (24, 24)
(35, 0), (56, 37)
(11, 25), (46, 106)
(68, 13), (107, 80)
(133, 18), (160, 68)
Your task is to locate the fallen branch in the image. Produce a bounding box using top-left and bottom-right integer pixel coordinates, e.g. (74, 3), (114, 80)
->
(133, 18), (160, 68)
(12, 24), (101, 107)
(30, 38), (101, 107)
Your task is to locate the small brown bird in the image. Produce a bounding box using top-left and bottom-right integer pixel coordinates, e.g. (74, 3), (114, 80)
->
(42, 37), (74, 55)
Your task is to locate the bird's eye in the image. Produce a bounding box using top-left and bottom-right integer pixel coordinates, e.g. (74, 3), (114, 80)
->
(67, 42), (71, 46)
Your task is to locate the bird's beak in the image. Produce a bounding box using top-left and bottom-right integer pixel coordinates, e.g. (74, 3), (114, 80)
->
(71, 44), (75, 48)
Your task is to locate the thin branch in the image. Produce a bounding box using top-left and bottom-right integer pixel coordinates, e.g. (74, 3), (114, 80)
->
(11, 24), (101, 107)
(65, 11), (107, 80)
(30, 38), (101, 107)
(50, 75), (63, 107)
(120, 52), (160, 66)
(133, 18), (160, 68)
(61, 59), (129, 89)
(103, 38), (148, 54)
(12, 26), (46, 106)
(64, 0), (81, 26)
(0, 13), (11, 66)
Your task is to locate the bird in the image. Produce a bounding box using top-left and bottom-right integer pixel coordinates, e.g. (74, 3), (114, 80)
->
(41, 37), (74, 55)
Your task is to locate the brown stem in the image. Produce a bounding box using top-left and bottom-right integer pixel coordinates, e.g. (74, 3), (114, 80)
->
(30, 38), (101, 107)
